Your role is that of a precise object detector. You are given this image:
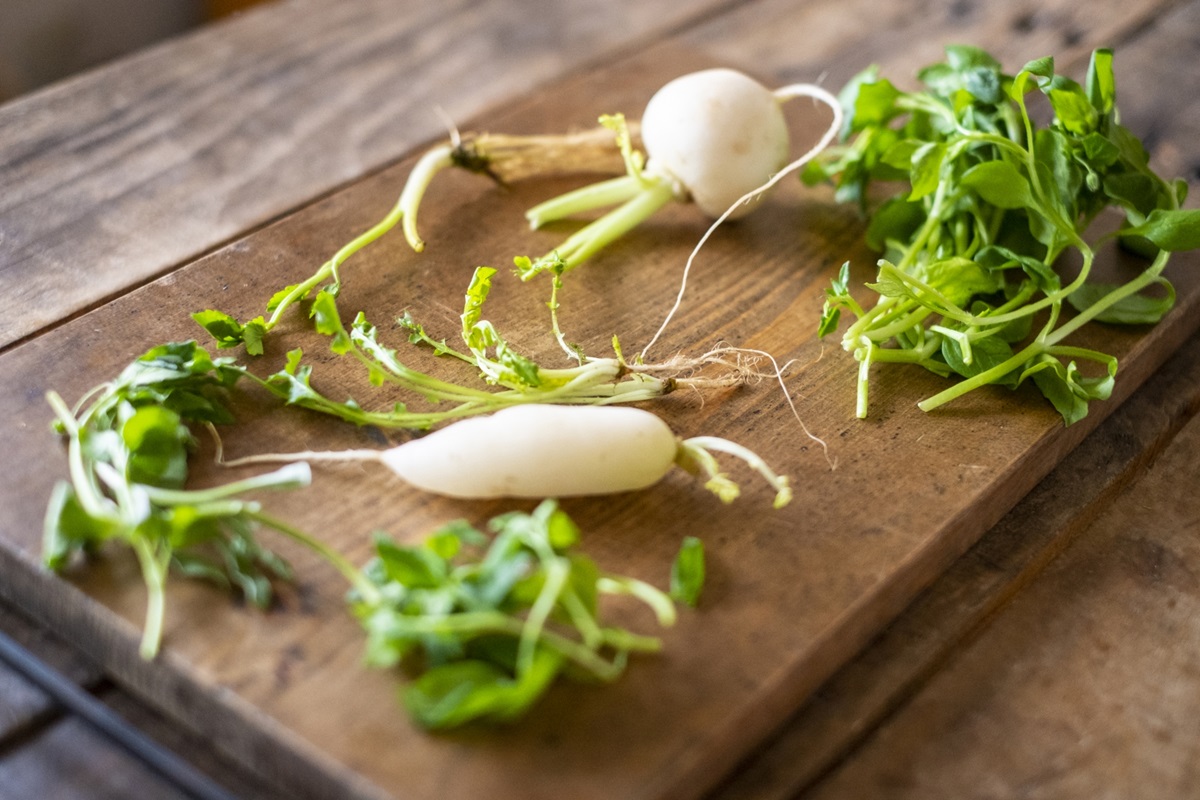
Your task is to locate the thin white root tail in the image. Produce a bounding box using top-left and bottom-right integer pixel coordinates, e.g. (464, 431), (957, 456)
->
(206, 422), (384, 468)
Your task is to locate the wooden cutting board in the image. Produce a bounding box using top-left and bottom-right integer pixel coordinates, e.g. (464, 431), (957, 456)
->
(2, 41), (1197, 800)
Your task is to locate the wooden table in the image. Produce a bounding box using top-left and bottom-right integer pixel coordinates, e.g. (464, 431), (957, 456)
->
(2, 1), (1198, 798)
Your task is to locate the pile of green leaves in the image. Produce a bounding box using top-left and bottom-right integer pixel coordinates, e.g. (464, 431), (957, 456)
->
(807, 46), (1200, 423)
(43, 341), (346, 659)
(351, 500), (703, 729)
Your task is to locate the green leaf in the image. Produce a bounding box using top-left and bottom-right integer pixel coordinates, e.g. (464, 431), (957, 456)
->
(1066, 278), (1176, 324)
(42, 482), (117, 569)
(909, 142), (946, 200)
(565, 554), (601, 619)
(425, 520), (485, 560)
(940, 332), (1017, 385)
(1021, 55), (1055, 82)
(472, 550), (535, 610)
(961, 160), (1033, 209)
(669, 536), (705, 608)
(865, 197), (925, 253)
(918, 47), (1002, 105)
(1120, 208), (1200, 252)
(172, 551), (233, 590)
(191, 310), (245, 348)
(865, 275), (909, 300)
(962, 66), (1002, 105)
(121, 406), (191, 489)
(404, 648), (563, 729)
(495, 342), (542, 388)
(310, 290), (350, 353)
(1008, 56), (1054, 100)
(834, 65), (882, 135)
(374, 537), (448, 589)
(543, 505), (581, 551)
(1103, 171), (1160, 217)
(849, 77), (902, 133)
(241, 319), (266, 357)
(915, 62), (958, 96)
(1048, 83), (1098, 135)
(817, 305), (841, 338)
(1085, 48), (1115, 116)
(265, 283), (303, 314)
(1027, 359), (1090, 425)
(819, 262), (858, 337)
(945, 44), (1003, 74)
(1080, 132), (1120, 170)
(917, 257), (1003, 306)
(880, 139), (921, 171)
(1024, 350), (1117, 425)
(462, 266), (498, 338)
(974, 245), (1059, 293)
(1035, 129), (1082, 214)
(1108, 123), (1151, 171)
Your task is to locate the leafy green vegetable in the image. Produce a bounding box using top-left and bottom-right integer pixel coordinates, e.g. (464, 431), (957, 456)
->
(243, 268), (764, 439)
(807, 46), (1199, 423)
(351, 500), (683, 729)
(42, 342), (708, 720)
(43, 341), (363, 659)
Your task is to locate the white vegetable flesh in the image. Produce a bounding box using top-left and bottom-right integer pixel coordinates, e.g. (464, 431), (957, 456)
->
(380, 405), (679, 499)
(640, 68), (790, 219)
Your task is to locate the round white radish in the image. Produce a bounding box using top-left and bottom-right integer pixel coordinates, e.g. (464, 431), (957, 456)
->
(379, 404), (679, 499)
(640, 68), (790, 219)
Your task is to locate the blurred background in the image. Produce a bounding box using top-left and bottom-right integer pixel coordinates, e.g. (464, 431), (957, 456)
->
(0, 0), (268, 102)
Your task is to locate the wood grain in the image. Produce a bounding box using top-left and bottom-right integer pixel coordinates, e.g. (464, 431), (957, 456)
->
(0, 0), (731, 349)
(680, 0), (1190, 94)
(802, 361), (1200, 800)
(1, 1), (1197, 799)
(709, 4), (1200, 794)
(710, 324), (1200, 799)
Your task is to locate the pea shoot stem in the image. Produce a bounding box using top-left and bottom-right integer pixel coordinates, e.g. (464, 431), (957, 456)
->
(246, 510), (380, 604)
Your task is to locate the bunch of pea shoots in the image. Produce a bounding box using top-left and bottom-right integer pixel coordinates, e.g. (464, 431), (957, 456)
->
(806, 46), (1199, 423)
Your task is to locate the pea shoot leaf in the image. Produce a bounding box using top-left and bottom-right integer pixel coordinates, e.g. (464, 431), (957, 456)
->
(669, 536), (705, 608)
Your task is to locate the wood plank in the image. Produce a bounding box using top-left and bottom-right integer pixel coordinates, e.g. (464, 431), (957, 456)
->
(0, 0), (732, 349)
(10, 334), (1195, 800)
(679, 0), (1189, 92)
(709, 324), (1200, 799)
(0, 592), (272, 799)
(800, 359), (1200, 800)
(707, 3), (1200, 795)
(1, 2), (1197, 800)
